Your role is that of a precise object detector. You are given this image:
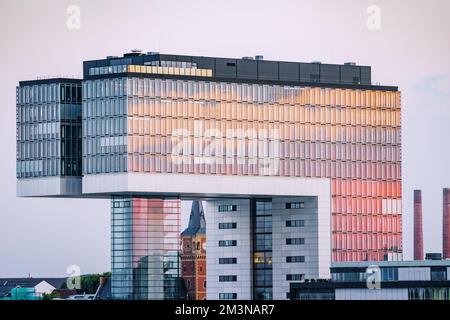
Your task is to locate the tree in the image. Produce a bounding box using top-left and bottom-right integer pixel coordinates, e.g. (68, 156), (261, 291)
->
(42, 291), (60, 300)
(61, 272), (111, 294)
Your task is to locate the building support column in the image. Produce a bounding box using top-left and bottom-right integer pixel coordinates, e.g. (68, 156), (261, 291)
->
(111, 196), (183, 300)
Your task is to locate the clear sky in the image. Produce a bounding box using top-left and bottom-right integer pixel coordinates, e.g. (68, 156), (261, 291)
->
(0, 0), (449, 277)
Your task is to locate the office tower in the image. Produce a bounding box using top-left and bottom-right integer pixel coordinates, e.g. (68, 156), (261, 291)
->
(181, 201), (206, 300)
(16, 78), (82, 196)
(443, 188), (450, 259)
(414, 190), (424, 260)
(17, 51), (401, 299)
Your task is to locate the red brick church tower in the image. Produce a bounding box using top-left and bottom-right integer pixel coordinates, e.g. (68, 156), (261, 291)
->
(181, 201), (206, 300)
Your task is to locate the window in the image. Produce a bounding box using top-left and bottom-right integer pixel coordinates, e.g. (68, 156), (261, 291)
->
(286, 274), (305, 281)
(219, 222), (237, 229)
(219, 240), (237, 247)
(226, 62), (236, 67)
(218, 205), (237, 212)
(219, 258), (237, 264)
(219, 275), (237, 282)
(286, 202), (305, 209)
(431, 267), (447, 281)
(286, 256), (305, 263)
(219, 293), (237, 299)
(381, 268), (398, 281)
(286, 220), (305, 227)
(286, 238), (305, 245)
(255, 234), (272, 251)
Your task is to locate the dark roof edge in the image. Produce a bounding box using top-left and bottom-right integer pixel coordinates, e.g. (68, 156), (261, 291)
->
(85, 73), (399, 92)
(83, 53), (372, 69)
(19, 78), (82, 86)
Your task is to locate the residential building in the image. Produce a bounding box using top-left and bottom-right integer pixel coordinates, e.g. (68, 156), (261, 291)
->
(0, 278), (67, 300)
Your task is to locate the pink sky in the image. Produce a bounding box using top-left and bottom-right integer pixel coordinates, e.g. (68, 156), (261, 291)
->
(0, 0), (449, 277)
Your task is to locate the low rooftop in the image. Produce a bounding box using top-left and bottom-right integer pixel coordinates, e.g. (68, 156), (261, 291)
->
(331, 260), (450, 270)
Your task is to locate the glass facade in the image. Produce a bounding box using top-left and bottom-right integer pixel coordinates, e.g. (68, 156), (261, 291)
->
(408, 288), (450, 300)
(83, 76), (401, 262)
(16, 81), (82, 178)
(88, 64), (213, 78)
(253, 200), (273, 300)
(111, 196), (182, 300)
(82, 78), (128, 174)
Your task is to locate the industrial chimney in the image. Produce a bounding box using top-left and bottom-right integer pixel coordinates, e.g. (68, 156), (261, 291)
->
(413, 190), (424, 260)
(443, 188), (450, 259)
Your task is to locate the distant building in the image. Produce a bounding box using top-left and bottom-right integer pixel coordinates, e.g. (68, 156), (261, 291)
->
(0, 278), (67, 300)
(52, 288), (78, 299)
(426, 253), (442, 260)
(181, 201), (207, 300)
(290, 260), (450, 300)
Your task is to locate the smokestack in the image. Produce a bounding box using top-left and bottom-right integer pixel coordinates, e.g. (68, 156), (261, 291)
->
(443, 188), (450, 259)
(413, 190), (424, 260)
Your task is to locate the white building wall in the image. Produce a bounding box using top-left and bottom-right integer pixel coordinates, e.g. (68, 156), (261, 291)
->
(34, 281), (57, 296)
(398, 267), (430, 281)
(272, 196), (321, 300)
(335, 288), (408, 300)
(83, 173), (331, 300)
(17, 177), (82, 197)
(83, 173), (330, 199)
(205, 199), (252, 300)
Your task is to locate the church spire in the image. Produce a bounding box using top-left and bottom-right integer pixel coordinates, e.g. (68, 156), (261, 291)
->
(181, 200), (206, 236)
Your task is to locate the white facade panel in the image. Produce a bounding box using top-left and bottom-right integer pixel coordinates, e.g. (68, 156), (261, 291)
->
(83, 173), (331, 199)
(335, 288), (409, 300)
(398, 267), (430, 281)
(205, 199), (252, 300)
(17, 177), (82, 197)
(272, 196), (330, 300)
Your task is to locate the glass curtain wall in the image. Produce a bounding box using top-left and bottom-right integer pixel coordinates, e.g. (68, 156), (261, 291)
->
(252, 199), (273, 300)
(111, 196), (182, 300)
(86, 76), (401, 262)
